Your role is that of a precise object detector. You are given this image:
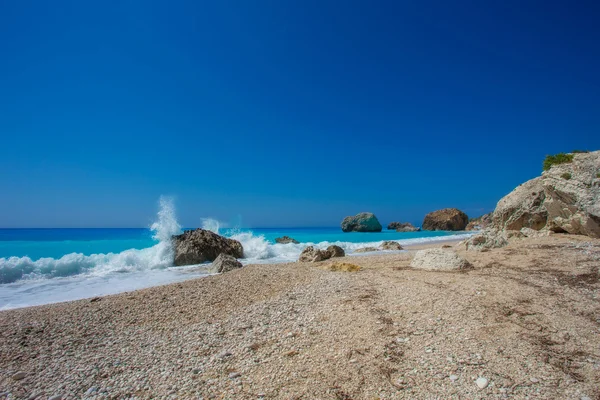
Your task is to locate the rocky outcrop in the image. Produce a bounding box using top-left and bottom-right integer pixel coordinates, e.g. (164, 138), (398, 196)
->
(410, 249), (471, 270)
(172, 229), (244, 266)
(209, 254), (243, 273)
(493, 151), (600, 238)
(298, 246), (329, 262)
(465, 213), (493, 231)
(388, 222), (421, 232)
(493, 178), (547, 231)
(275, 236), (299, 244)
(380, 241), (403, 250)
(326, 245), (345, 258)
(422, 208), (469, 231)
(341, 213), (382, 232)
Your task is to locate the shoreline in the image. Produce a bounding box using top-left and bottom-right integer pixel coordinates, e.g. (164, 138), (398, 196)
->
(1, 234), (599, 399)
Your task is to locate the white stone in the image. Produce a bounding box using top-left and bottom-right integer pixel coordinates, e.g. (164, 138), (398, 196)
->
(476, 377), (489, 389)
(449, 375), (459, 382)
(410, 249), (471, 271)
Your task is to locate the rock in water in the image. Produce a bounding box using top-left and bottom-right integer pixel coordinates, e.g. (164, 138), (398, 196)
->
(410, 249), (471, 270)
(387, 222), (420, 231)
(341, 212), (382, 232)
(172, 229), (243, 266)
(209, 254), (243, 273)
(422, 208), (469, 231)
(275, 236), (299, 244)
(326, 245), (345, 258)
(380, 241), (403, 250)
(298, 246), (330, 262)
(493, 151), (600, 237)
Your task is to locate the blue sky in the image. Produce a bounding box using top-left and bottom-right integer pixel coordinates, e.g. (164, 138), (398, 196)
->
(1, 0), (599, 228)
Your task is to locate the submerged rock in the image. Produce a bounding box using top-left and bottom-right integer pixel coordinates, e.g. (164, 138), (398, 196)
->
(209, 254), (243, 273)
(172, 229), (243, 266)
(422, 208), (469, 231)
(341, 212), (382, 232)
(275, 236), (299, 244)
(410, 249), (471, 271)
(326, 245), (345, 258)
(380, 241), (403, 250)
(387, 222), (420, 232)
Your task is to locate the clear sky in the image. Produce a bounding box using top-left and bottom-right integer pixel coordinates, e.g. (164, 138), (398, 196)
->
(1, 1), (599, 228)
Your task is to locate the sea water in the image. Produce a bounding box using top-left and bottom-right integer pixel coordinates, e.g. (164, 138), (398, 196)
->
(0, 198), (472, 310)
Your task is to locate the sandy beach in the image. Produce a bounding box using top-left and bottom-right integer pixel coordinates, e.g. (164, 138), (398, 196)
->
(1, 234), (599, 400)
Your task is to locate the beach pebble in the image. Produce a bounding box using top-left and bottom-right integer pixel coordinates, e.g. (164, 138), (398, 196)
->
(529, 377), (539, 383)
(449, 375), (459, 382)
(48, 396), (63, 400)
(228, 372), (241, 379)
(475, 377), (489, 389)
(86, 386), (98, 395)
(581, 397), (591, 400)
(218, 351), (232, 359)
(12, 371), (26, 380)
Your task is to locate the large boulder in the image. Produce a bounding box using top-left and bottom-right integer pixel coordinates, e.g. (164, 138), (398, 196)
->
(493, 151), (600, 238)
(492, 177), (547, 231)
(172, 229), (244, 266)
(341, 212), (382, 232)
(298, 246), (329, 262)
(388, 222), (421, 232)
(422, 208), (469, 231)
(465, 213), (493, 231)
(275, 236), (299, 244)
(209, 254), (243, 273)
(410, 249), (471, 270)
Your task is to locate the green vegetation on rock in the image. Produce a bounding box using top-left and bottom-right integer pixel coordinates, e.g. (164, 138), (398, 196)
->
(543, 153), (574, 171)
(561, 172), (572, 180)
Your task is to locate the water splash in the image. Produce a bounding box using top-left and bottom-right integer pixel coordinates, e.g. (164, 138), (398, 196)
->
(151, 196), (182, 242)
(201, 218), (221, 234)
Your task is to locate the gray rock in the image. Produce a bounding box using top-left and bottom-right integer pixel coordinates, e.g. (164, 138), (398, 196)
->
(298, 246), (330, 262)
(209, 254), (243, 273)
(275, 236), (299, 244)
(422, 208), (469, 231)
(379, 241), (403, 251)
(11, 371), (26, 380)
(86, 387), (98, 395)
(341, 212), (382, 232)
(354, 247), (380, 253)
(388, 222), (420, 232)
(326, 245), (345, 258)
(48, 396), (63, 400)
(410, 249), (471, 271)
(172, 229), (243, 266)
(228, 372), (241, 379)
(463, 228), (509, 251)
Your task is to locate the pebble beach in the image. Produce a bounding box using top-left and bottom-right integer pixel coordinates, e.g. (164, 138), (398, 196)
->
(1, 235), (599, 399)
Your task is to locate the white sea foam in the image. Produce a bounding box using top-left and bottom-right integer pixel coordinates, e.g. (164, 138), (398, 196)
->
(0, 197), (182, 285)
(0, 198), (474, 309)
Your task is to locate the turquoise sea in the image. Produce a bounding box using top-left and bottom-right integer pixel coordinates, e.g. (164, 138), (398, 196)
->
(0, 202), (472, 310)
